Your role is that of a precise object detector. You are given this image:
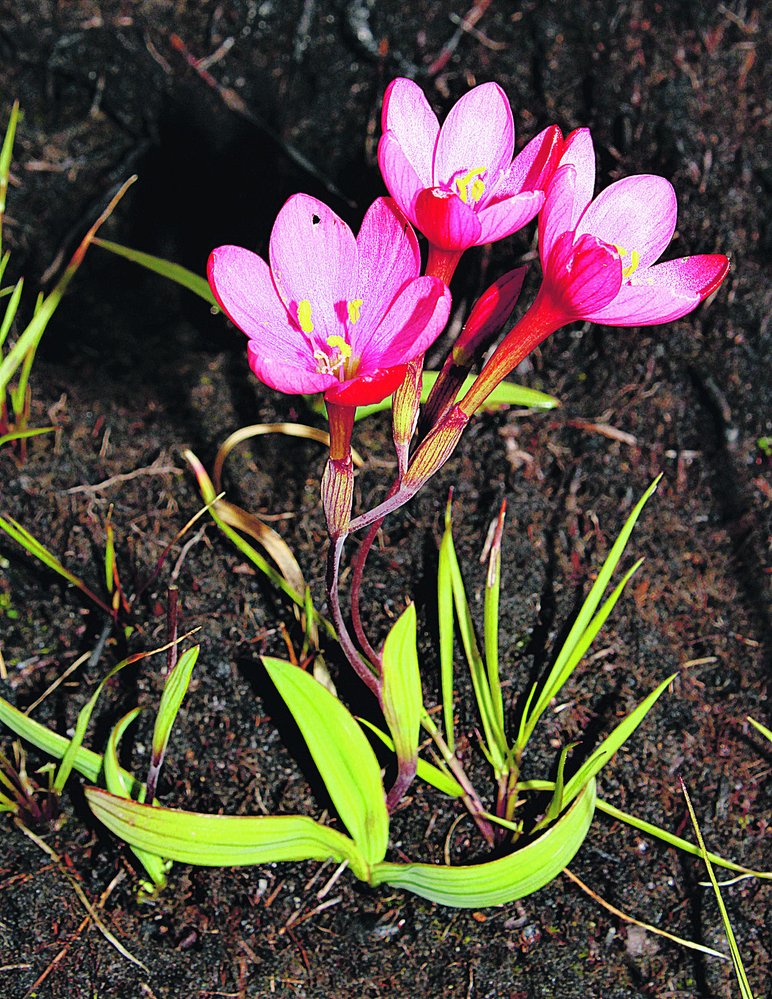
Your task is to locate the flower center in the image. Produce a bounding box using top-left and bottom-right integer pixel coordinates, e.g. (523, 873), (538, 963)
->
(614, 245), (641, 279)
(455, 167), (487, 205)
(314, 334), (353, 378)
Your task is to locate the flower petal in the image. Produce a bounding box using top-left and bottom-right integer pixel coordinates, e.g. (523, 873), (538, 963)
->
(539, 164), (579, 264)
(558, 128), (595, 221)
(584, 254), (730, 326)
(378, 132), (425, 224)
(268, 194), (357, 342)
(476, 190), (544, 244)
(381, 78), (439, 186)
(246, 341), (336, 396)
(355, 198), (421, 336)
(355, 276), (451, 370)
(576, 175), (677, 270)
(414, 188), (482, 251)
(492, 125), (563, 198)
(208, 245), (299, 345)
(545, 231), (622, 320)
(325, 365), (408, 407)
(434, 83), (514, 193)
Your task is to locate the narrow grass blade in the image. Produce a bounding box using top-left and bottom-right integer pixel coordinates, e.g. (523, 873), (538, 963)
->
(518, 477), (660, 749)
(483, 502), (506, 736)
(146, 646), (199, 802)
(746, 716), (772, 743)
(263, 658), (389, 865)
(370, 778), (595, 907)
(0, 101), (20, 251)
(93, 237), (217, 306)
(0, 276), (23, 351)
(681, 780), (755, 995)
(0, 426), (55, 448)
(0, 514), (113, 615)
(437, 494), (456, 752)
(0, 177), (135, 396)
(562, 673), (676, 807)
(85, 789), (368, 877)
(380, 604), (423, 785)
(532, 741), (578, 833)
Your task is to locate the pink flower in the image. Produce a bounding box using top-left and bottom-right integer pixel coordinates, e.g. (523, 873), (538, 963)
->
(537, 129), (730, 326)
(208, 195), (452, 407)
(378, 77), (561, 254)
(459, 130), (730, 417)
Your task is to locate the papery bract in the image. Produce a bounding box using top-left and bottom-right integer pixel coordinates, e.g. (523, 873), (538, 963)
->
(208, 195), (452, 407)
(378, 78), (562, 255)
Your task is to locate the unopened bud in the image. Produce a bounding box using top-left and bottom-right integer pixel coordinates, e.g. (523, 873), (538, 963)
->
(402, 406), (469, 493)
(392, 359), (423, 478)
(321, 455), (354, 539)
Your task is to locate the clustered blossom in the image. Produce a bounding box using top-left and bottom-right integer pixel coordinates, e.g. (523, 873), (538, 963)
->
(209, 76), (729, 488)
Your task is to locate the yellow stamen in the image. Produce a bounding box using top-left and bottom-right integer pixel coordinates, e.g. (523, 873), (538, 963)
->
(326, 334), (352, 360)
(614, 245), (641, 279)
(622, 249), (640, 279)
(297, 299), (314, 333)
(455, 167), (487, 205)
(347, 299), (363, 324)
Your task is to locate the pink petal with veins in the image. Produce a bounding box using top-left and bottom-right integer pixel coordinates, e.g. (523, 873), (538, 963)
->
(355, 197), (421, 334)
(546, 232), (622, 319)
(414, 188), (482, 251)
(492, 125), (562, 199)
(378, 131), (425, 224)
(356, 276), (451, 370)
(585, 254), (730, 326)
(576, 175), (677, 270)
(433, 83), (514, 190)
(381, 78), (439, 186)
(246, 341), (336, 396)
(476, 190), (544, 245)
(268, 194), (358, 342)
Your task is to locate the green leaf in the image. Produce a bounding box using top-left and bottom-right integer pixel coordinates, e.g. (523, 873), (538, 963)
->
(0, 101), (20, 251)
(0, 276), (22, 351)
(348, 372), (561, 422)
(370, 778), (596, 907)
(562, 673), (677, 807)
(437, 497), (456, 752)
(381, 604), (423, 772)
(518, 477), (660, 749)
(149, 646), (199, 783)
(93, 238), (217, 306)
(102, 707), (170, 891)
(357, 717), (465, 798)
(84, 789), (369, 878)
(0, 695), (143, 796)
(263, 658), (389, 865)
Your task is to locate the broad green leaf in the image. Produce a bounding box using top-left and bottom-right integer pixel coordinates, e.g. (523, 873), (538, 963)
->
(84, 789), (369, 879)
(357, 717), (464, 798)
(562, 673), (676, 806)
(370, 778), (596, 907)
(93, 238), (217, 306)
(381, 604), (423, 771)
(102, 707), (170, 891)
(263, 658), (389, 865)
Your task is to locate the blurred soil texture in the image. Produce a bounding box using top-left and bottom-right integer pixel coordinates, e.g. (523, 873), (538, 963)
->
(0, 1), (769, 997)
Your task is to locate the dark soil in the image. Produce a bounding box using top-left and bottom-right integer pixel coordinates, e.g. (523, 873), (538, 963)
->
(0, 1), (769, 996)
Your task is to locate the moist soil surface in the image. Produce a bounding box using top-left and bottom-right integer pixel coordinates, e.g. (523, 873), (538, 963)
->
(0, 2), (769, 997)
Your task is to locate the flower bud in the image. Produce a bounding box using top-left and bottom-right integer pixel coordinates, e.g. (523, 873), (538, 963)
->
(321, 455), (354, 540)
